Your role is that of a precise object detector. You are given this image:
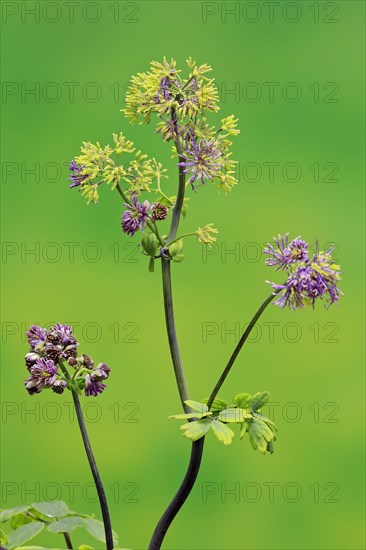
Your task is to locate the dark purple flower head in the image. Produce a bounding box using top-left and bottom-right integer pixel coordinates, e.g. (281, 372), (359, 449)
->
(24, 358), (58, 395)
(91, 363), (110, 381)
(122, 194), (151, 236)
(25, 352), (40, 369)
(50, 323), (76, 347)
(26, 323), (79, 363)
(43, 343), (63, 363)
(68, 357), (79, 368)
(81, 353), (94, 369)
(264, 234), (308, 270)
(178, 134), (223, 188)
(69, 160), (89, 189)
(63, 344), (78, 360)
(151, 202), (168, 221)
(84, 362), (110, 396)
(26, 324), (47, 349)
(52, 380), (67, 394)
(85, 374), (106, 397)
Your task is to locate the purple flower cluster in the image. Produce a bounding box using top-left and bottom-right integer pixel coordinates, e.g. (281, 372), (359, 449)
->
(26, 323), (78, 367)
(264, 235), (342, 309)
(121, 195), (168, 237)
(264, 233), (309, 270)
(69, 354), (111, 397)
(122, 195), (151, 236)
(24, 324), (110, 397)
(85, 363), (111, 397)
(178, 133), (223, 188)
(69, 160), (89, 188)
(24, 358), (62, 395)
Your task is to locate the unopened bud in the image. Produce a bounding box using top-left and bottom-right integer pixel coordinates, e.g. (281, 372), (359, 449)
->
(142, 233), (158, 257)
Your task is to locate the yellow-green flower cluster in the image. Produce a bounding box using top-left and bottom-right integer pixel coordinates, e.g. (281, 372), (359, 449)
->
(123, 58), (239, 193)
(70, 132), (166, 204)
(123, 57), (219, 126)
(196, 224), (219, 246)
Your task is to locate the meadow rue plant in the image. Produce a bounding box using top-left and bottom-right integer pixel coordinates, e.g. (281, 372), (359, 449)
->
(67, 58), (343, 549)
(5, 59), (343, 550)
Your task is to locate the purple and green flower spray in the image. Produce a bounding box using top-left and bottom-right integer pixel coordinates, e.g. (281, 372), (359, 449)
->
(4, 58), (343, 550)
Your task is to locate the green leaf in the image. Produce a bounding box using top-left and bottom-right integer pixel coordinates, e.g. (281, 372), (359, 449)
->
(255, 412), (277, 430)
(240, 420), (249, 439)
(0, 528), (8, 545)
(248, 418), (275, 454)
(184, 400), (209, 413)
(31, 501), (70, 518)
(26, 509), (52, 524)
(218, 408), (251, 423)
(233, 393), (252, 408)
(201, 398), (227, 413)
(9, 512), (35, 529)
(6, 521), (44, 549)
(211, 420), (235, 445)
(78, 546), (95, 550)
(180, 419), (212, 441)
(249, 391), (270, 412)
(48, 516), (86, 533)
(67, 512), (95, 519)
(11, 547), (49, 550)
(83, 518), (119, 546)
(0, 506), (30, 523)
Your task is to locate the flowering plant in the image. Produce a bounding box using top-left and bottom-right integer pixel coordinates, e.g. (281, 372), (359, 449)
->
(4, 59), (343, 550)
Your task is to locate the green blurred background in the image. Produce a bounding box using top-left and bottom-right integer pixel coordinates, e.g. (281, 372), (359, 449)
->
(1, 1), (365, 549)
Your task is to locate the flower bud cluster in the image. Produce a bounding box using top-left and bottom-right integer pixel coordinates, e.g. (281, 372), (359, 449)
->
(24, 324), (110, 397)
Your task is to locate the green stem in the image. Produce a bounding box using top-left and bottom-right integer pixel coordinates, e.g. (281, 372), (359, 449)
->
(148, 133), (204, 550)
(148, 439), (204, 550)
(58, 362), (114, 550)
(149, 289), (280, 550)
(161, 258), (190, 412)
(115, 182), (131, 205)
(148, 256), (205, 550)
(166, 232), (196, 247)
(152, 220), (166, 247)
(207, 289), (280, 409)
(154, 188), (174, 206)
(167, 138), (186, 242)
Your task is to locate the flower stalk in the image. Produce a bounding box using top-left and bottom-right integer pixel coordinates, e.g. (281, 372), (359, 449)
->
(206, 289), (281, 409)
(58, 361), (114, 550)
